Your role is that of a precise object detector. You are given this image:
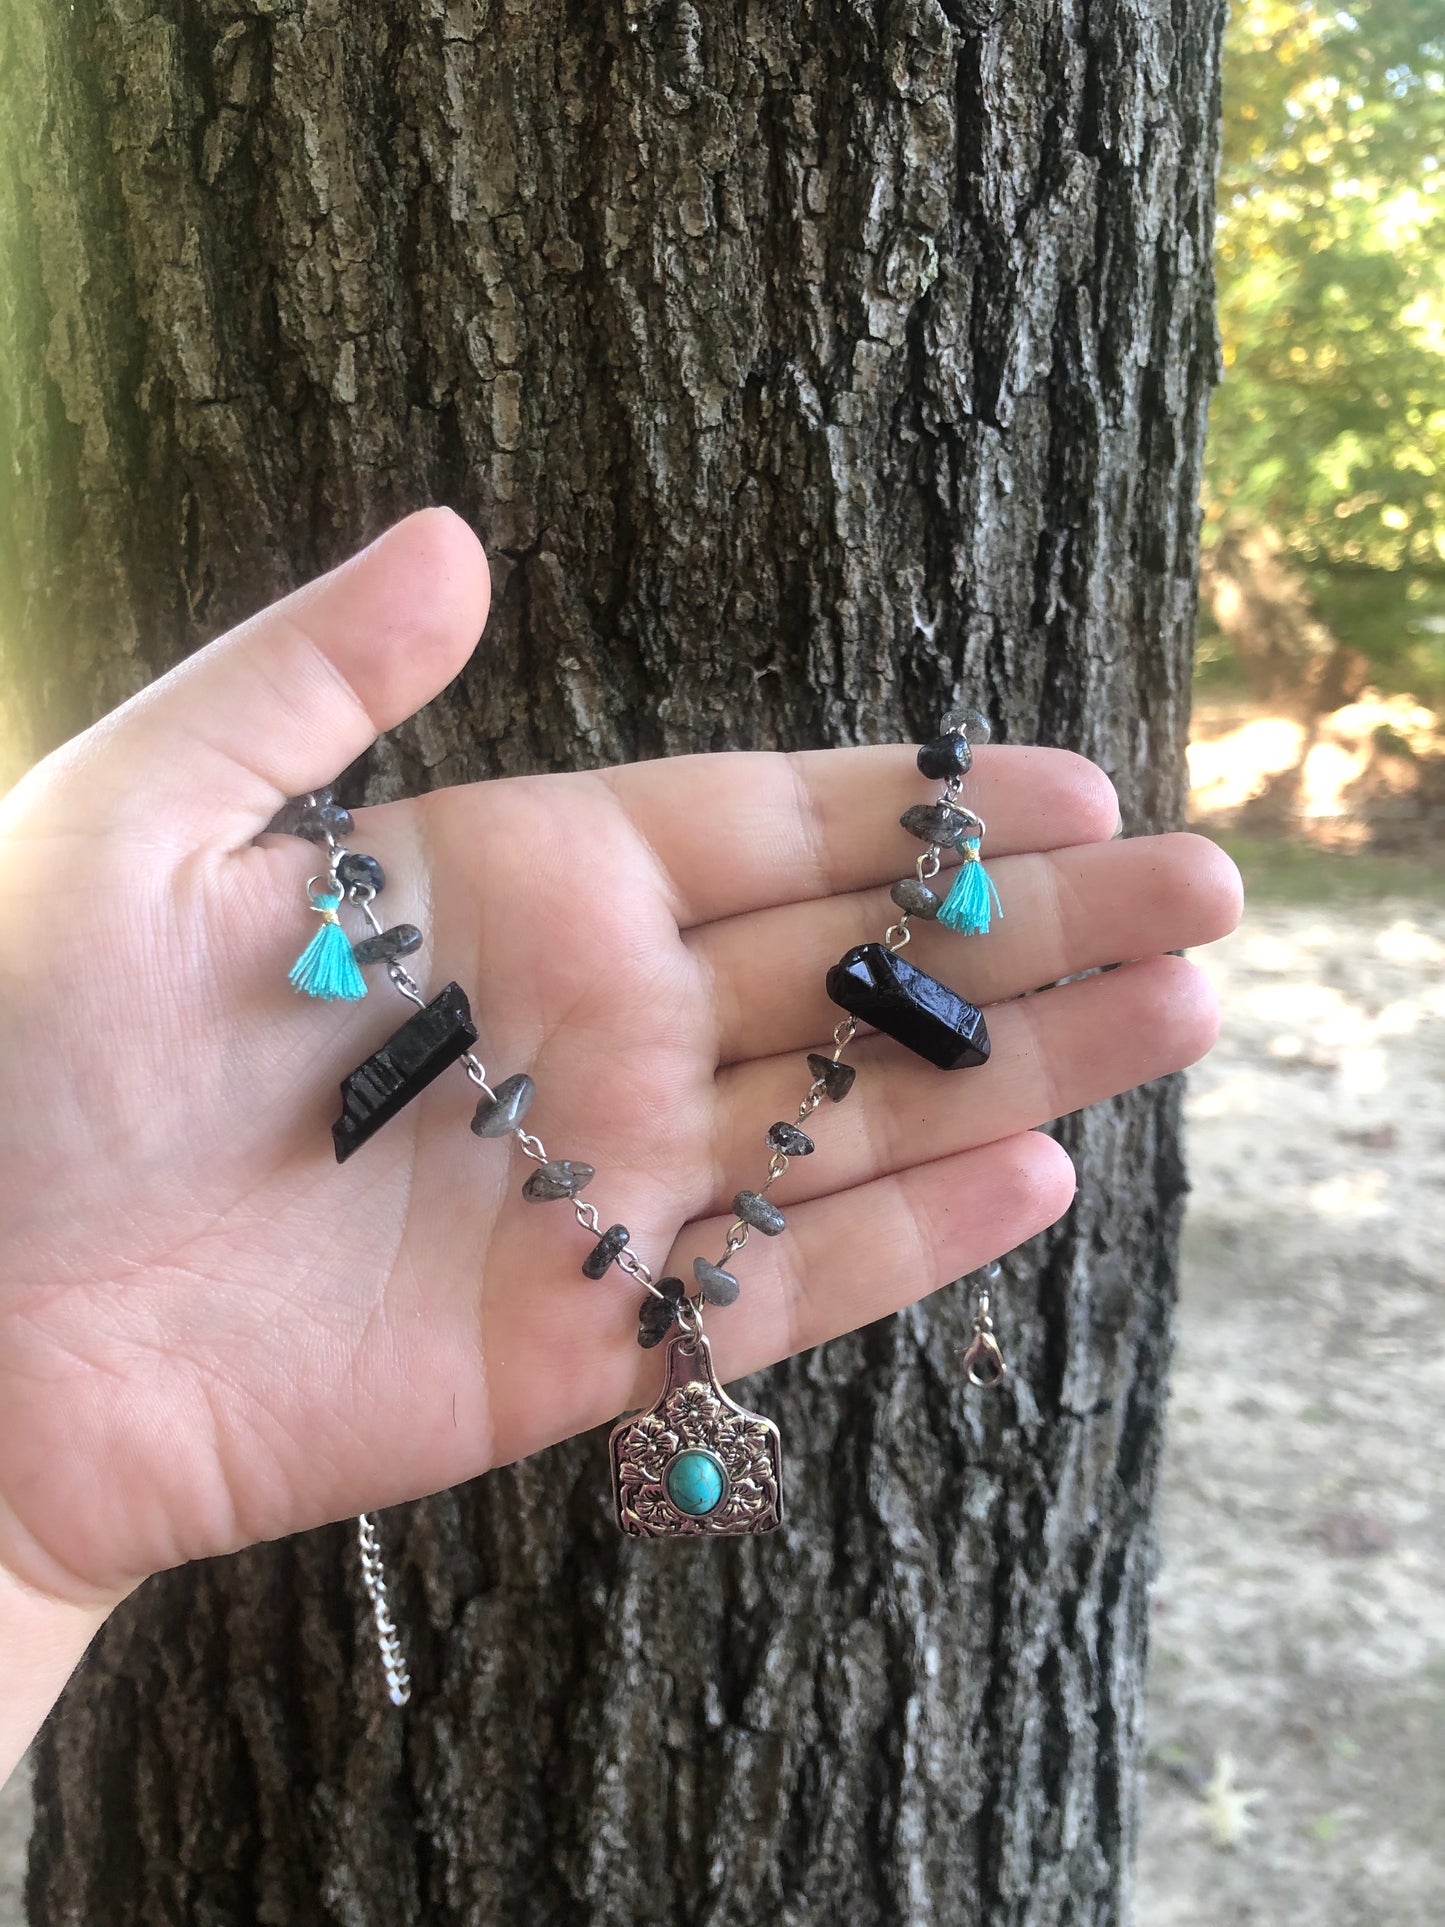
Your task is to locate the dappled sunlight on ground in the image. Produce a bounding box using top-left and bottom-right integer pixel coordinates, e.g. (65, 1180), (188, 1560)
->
(1189, 695), (1443, 849)
(1137, 898), (1445, 1925)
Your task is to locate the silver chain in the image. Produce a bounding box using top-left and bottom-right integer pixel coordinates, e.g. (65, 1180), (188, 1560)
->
(356, 1511), (412, 1706)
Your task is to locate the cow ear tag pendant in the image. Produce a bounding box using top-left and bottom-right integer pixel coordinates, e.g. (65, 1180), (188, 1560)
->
(610, 1329), (783, 1537)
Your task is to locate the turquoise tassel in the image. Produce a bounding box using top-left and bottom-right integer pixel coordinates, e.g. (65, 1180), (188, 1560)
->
(289, 894), (367, 1001)
(938, 839), (1002, 936)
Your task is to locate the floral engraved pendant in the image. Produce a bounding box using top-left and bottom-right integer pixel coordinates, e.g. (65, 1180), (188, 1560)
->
(610, 1331), (784, 1537)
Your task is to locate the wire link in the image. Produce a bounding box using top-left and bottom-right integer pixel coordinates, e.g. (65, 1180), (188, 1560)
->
(461, 1053), (493, 1091)
(614, 1245), (655, 1290)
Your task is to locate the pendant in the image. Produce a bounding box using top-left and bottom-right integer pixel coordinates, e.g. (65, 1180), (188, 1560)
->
(610, 1331), (784, 1537)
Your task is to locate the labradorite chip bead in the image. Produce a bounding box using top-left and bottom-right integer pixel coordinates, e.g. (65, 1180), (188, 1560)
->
(336, 851), (385, 897)
(638, 1277), (686, 1349)
(734, 1189), (785, 1236)
(943, 708), (992, 745)
(352, 923), (422, 966)
(766, 1121), (814, 1157)
(916, 732), (973, 780)
(471, 1072), (537, 1138)
(296, 802), (355, 843)
(265, 788), (334, 837)
(807, 1052), (857, 1102)
(522, 1158), (596, 1202)
(583, 1223), (630, 1278)
(890, 878), (941, 919)
(900, 802), (980, 849)
(693, 1257), (741, 1306)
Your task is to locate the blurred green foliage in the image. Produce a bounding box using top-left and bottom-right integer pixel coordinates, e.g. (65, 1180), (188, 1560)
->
(1205, 1), (1445, 700)
(1214, 834), (1445, 902)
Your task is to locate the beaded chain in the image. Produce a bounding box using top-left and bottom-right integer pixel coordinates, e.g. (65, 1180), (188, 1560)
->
(272, 709), (1008, 1705)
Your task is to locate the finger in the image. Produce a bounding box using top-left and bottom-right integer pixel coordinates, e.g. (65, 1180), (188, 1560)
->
(699, 832), (1242, 1065)
(709, 954), (1220, 1216)
(638, 1129), (1077, 1399)
(35, 509), (490, 847)
(600, 744), (1119, 928)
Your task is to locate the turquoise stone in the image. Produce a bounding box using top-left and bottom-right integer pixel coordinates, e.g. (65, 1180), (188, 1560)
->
(664, 1449), (727, 1517)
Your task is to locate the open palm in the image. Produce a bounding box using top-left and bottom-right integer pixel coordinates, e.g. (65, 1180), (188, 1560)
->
(0, 511), (1240, 1608)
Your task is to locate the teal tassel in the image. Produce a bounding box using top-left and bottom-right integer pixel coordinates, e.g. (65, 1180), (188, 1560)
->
(289, 894), (367, 1001)
(938, 840), (1002, 936)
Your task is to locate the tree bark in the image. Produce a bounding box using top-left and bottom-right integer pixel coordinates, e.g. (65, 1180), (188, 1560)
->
(2, 1), (1223, 1920)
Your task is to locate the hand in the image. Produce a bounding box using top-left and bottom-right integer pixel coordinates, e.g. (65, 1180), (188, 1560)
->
(0, 509), (1240, 1618)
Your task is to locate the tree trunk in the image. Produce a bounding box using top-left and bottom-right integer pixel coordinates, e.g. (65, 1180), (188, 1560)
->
(3, 1), (1222, 1920)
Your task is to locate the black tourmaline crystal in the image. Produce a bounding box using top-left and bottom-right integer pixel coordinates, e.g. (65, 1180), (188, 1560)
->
(825, 943), (990, 1071)
(332, 982), (479, 1162)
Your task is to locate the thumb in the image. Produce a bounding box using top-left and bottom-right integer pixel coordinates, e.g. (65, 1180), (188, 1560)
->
(10, 508), (490, 846)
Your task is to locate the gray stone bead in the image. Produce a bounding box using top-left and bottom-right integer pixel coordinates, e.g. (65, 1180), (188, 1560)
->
(899, 802), (980, 849)
(582, 1223), (630, 1279)
(734, 1189), (786, 1236)
(352, 923), (422, 966)
(521, 1158), (596, 1202)
(470, 1072), (537, 1138)
(296, 802), (354, 843)
(693, 1257), (741, 1306)
(807, 1052), (857, 1101)
(336, 851), (385, 897)
(890, 878), (941, 919)
(766, 1120), (814, 1157)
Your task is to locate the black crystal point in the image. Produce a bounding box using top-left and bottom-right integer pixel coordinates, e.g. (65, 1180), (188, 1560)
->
(825, 943), (990, 1071)
(332, 982), (479, 1162)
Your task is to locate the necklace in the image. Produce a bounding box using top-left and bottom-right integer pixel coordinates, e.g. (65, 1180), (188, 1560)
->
(275, 711), (1006, 1701)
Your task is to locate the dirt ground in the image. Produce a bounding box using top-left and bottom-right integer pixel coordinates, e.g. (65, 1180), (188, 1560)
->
(1134, 888), (1445, 1925)
(2, 887), (1441, 1924)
